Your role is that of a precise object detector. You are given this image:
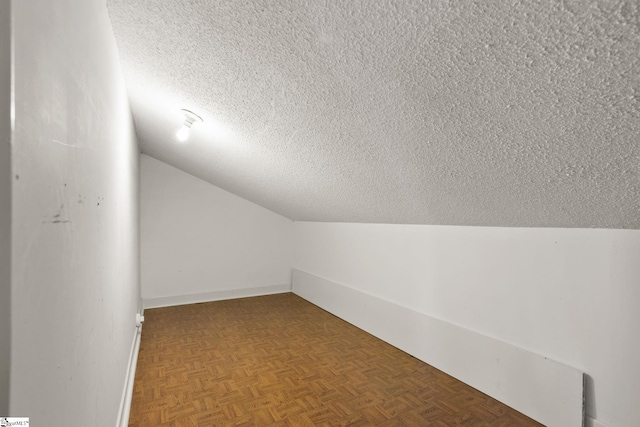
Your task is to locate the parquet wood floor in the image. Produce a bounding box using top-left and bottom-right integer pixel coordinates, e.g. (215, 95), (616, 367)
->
(129, 293), (542, 426)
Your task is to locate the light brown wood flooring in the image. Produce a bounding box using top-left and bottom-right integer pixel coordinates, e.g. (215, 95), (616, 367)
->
(129, 293), (542, 426)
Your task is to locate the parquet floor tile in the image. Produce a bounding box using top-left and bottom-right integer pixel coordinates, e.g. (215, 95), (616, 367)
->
(129, 293), (542, 426)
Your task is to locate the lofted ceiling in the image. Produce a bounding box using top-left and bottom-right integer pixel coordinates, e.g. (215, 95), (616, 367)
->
(107, 0), (639, 229)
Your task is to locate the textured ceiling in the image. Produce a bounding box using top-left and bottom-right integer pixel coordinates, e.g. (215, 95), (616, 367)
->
(108, 0), (639, 228)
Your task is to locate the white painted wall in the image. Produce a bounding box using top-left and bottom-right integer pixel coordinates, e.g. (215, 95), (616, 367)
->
(294, 222), (640, 427)
(141, 155), (293, 307)
(0, 0), (11, 415)
(10, 0), (140, 425)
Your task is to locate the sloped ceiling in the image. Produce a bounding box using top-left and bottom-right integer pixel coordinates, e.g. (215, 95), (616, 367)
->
(107, 0), (639, 228)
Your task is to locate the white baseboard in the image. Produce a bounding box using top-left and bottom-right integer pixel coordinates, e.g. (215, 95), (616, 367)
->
(115, 323), (142, 427)
(143, 284), (292, 309)
(292, 269), (583, 427)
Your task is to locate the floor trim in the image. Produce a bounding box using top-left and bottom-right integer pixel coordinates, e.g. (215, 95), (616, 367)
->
(115, 324), (142, 427)
(143, 284), (292, 309)
(292, 269), (584, 427)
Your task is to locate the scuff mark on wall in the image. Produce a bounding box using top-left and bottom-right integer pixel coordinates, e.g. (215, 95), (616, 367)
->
(44, 204), (72, 224)
(51, 138), (83, 148)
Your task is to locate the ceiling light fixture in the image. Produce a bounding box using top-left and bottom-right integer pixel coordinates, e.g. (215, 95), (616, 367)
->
(176, 109), (203, 142)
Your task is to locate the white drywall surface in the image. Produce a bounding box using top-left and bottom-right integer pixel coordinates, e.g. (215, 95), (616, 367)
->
(294, 222), (640, 427)
(0, 0), (11, 415)
(10, 0), (140, 424)
(141, 154), (293, 302)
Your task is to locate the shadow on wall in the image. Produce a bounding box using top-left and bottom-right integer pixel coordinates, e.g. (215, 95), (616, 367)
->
(584, 373), (596, 422)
